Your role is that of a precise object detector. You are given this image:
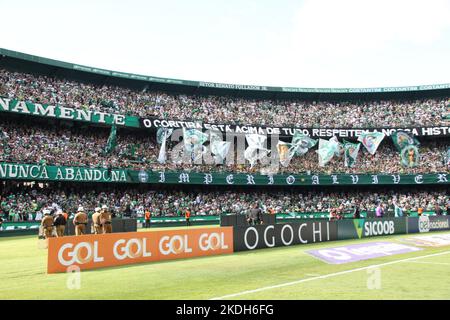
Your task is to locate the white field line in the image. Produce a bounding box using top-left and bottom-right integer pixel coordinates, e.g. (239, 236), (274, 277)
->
(405, 261), (450, 266)
(210, 250), (450, 300)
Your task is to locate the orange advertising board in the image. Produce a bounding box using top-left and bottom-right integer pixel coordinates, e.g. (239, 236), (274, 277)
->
(47, 227), (234, 273)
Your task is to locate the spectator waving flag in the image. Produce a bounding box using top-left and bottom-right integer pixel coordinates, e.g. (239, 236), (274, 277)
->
(330, 136), (343, 157)
(291, 132), (317, 156)
(209, 132), (231, 164)
(244, 134), (270, 168)
(317, 138), (339, 167)
(391, 130), (419, 152)
(400, 145), (420, 167)
(357, 132), (385, 155)
(343, 140), (361, 168)
(211, 141), (231, 163)
(104, 124), (117, 155)
(157, 128), (173, 164)
(183, 128), (208, 153)
(277, 141), (297, 167)
(157, 127), (173, 145)
(391, 130), (420, 168)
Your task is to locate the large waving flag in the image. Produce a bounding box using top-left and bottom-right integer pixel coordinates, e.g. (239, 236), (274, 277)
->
(330, 136), (343, 157)
(391, 130), (420, 152)
(291, 132), (317, 156)
(183, 128), (208, 153)
(157, 127), (173, 144)
(400, 145), (420, 167)
(391, 130), (420, 168)
(209, 131), (231, 163)
(343, 140), (361, 168)
(244, 134), (270, 168)
(277, 141), (297, 167)
(157, 128), (173, 164)
(317, 138), (339, 167)
(104, 124), (117, 155)
(358, 132), (385, 155)
(211, 140), (231, 163)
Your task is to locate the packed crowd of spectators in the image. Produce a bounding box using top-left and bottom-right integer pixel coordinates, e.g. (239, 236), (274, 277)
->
(0, 185), (448, 221)
(0, 120), (158, 169)
(1, 68), (449, 128)
(1, 119), (448, 174)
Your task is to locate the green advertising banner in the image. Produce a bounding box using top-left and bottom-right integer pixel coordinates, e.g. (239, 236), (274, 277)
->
(337, 218), (408, 240)
(0, 162), (448, 186)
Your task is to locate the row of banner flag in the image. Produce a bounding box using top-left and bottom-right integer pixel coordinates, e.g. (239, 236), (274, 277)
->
(155, 128), (429, 169)
(0, 124), (447, 169)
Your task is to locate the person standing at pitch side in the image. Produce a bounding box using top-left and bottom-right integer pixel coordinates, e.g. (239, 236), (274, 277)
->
(91, 207), (102, 234)
(144, 208), (151, 228)
(100, 205), (112, 233)
(73, 206), (88, 236)
(41, 209), (54, 239)
(185, 208), (191, 227)
(53, 210), (66, 237)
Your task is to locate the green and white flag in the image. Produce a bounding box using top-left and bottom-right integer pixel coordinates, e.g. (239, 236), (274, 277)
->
(357, 132), (385, 155)
(183, 128), (208, 153)
(330, 136), (343, 157)
(209, 130), (230, 163)
(317, 138), (339, 167)
(391, 131), (420, 168)
(104, 124), (117, 155)
(244, 134), (270, 168)
(291, 132), (317, 156)
(157, 127), (173, 145)
(211, 140), (231, 163)
(343, 140), (361, 168)
(157, 128), (173, 164)
(277, 141), (297, 167)
(400, 145), (420, 167)
(391, 130), (419, 152)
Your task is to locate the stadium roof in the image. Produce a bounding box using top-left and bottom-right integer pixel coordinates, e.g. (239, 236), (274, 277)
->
(1, 48), (449, 100)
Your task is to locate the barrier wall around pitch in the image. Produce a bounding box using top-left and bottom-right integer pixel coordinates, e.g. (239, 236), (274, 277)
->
(337, 218), (407, 240)
(233, 221), (338, 252)
(47, 227), (234, 273)
(232, 217), (450, 252)
(407, 216), (450, 233)
(46, 217), (450, 273)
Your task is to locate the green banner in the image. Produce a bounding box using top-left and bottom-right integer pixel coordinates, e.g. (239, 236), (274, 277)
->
(0, 97), (140, 128)
(0, 162), (449, 186)
(2, 97), (450, 139)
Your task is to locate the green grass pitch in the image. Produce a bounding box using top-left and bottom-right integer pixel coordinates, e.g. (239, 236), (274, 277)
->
(1, 226), (450, 300)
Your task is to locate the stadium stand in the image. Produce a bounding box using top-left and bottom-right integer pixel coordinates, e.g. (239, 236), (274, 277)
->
(0, 49), (448, 224)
